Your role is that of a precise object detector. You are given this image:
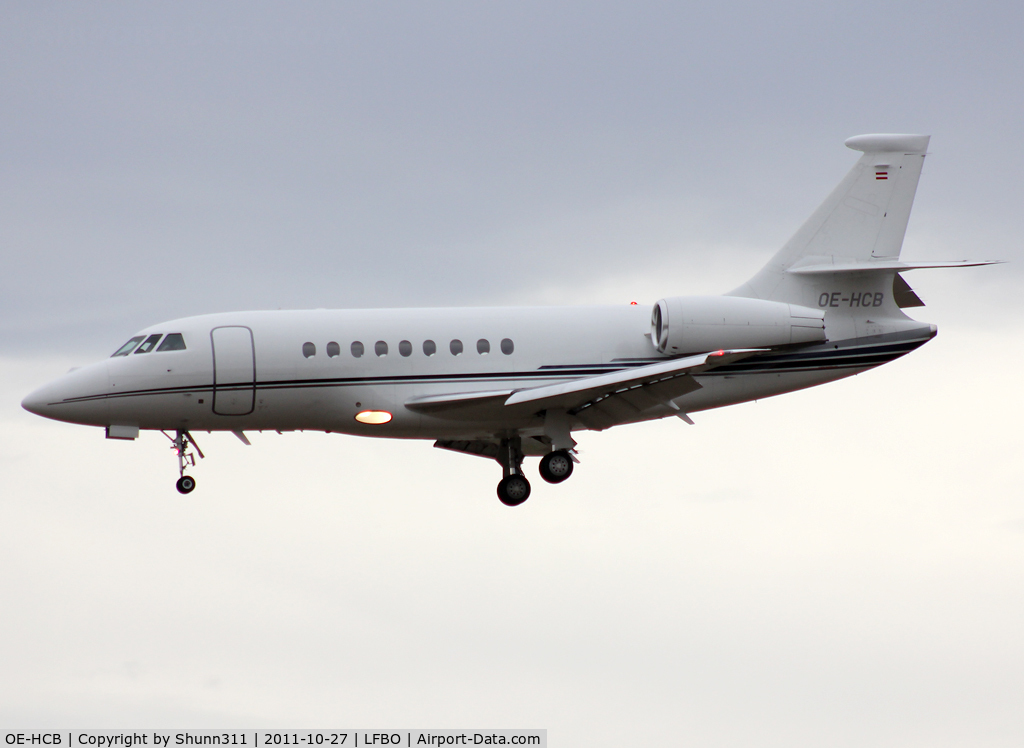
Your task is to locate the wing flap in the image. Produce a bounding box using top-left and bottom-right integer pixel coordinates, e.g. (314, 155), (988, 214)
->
(572, 402), (620, 431)
(617, 386), (667, 412)
(504, 348), (762, 411)
(643, 375), (703, 403)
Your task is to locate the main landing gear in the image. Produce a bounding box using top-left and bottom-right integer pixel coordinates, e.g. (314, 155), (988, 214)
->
(539, 450), (574, 484)
(163, 429), (204, 494)
(494, 437), (577, 506)
(497, 474), (531, 506)
(495, 436), (530, 506)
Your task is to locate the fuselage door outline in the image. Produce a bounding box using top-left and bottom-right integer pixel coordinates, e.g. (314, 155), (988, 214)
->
(211, 325), (256, 416)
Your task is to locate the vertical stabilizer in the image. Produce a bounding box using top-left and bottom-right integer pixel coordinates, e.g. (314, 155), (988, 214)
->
(730, 134), (930, 303)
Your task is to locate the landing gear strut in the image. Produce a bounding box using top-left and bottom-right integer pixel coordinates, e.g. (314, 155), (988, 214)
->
(495, 435), (531, 506)
(163, 429), (204, 494)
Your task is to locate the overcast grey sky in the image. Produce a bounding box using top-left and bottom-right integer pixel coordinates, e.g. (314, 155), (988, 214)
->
(2, 1), (1022, 352)
(2, 2), (1022, 745)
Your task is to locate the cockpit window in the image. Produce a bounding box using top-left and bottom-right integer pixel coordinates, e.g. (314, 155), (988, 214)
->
(157, 333), (186, 352)
(111, 336), (145, 357)
(134, 334), (163, 354)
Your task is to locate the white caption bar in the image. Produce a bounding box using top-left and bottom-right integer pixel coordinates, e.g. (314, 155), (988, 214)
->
(2, 732), (547, 748)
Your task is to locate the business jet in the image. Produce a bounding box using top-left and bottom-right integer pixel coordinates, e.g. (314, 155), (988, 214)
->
(22, 134), (996, 505)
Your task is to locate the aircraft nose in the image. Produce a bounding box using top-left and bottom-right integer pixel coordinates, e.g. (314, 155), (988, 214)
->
(22, 362), (110, 425)
(22, 383), (58, 417)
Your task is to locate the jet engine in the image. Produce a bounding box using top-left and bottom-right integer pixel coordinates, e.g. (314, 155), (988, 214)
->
(651, 296), (826, 354)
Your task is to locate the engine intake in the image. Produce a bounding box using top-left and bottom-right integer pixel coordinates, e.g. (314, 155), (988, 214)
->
(651, 296), (826, 354)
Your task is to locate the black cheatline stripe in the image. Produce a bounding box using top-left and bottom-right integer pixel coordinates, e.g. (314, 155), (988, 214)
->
(58, 370), (586, 404)
(711, 353), (904, 374)
(58, 358), (884, 405)
(546, 342), (922, 372)
(87, 355), (895, 406)
(722, 350), (910, 370)
(746, 340), (921, 363)
(711, 343), (921, 371)
(58, 339), (925, 405)
(720, 344), (919, 367)
(59, 386), (213, 404)
(269, 370), (587, 388)
(541, 362), (653, 370)
(61, 369), (584, 403)
(610, 339), (923, 367)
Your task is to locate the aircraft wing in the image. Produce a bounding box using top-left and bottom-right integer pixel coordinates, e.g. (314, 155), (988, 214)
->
(504, 348), (761, 429)
(405, 348), (763, 429)
(403, 388), (514, 414)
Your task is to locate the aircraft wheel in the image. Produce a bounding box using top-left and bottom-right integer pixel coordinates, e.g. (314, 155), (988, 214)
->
(497, 475), (531, 506)
(539, 450), (574, 484)
(176, 475), (196, 494)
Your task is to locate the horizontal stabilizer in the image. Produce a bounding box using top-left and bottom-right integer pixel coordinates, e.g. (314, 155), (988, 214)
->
(787, 259), (1002, 275)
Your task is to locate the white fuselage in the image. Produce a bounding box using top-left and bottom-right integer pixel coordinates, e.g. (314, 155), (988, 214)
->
(22, 303), (934, 443)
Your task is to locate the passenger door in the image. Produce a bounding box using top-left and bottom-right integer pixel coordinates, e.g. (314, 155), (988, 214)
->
(211, 326), (255, 415)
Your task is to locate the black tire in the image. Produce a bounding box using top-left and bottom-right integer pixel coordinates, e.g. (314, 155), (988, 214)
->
(497, 475), (531, 506)
(176, 475), (196, 494)
(539, 450), (574, 484)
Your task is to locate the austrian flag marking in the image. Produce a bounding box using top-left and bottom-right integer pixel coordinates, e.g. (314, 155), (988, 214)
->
(875, 171), (888, 180)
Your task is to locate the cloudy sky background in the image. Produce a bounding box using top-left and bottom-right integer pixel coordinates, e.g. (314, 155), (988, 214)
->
(2, 2), (1022, 745)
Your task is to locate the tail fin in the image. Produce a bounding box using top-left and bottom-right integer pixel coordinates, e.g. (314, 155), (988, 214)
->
(730, 133), (930, 303)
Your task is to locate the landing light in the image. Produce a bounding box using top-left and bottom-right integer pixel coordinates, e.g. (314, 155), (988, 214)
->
(355, 410), (393, 425)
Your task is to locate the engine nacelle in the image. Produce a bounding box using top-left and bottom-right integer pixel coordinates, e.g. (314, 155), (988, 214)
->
(651, 296), (826, 354)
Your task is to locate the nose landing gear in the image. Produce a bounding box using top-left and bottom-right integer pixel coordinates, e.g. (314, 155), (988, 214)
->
(163, 429), (203, 494)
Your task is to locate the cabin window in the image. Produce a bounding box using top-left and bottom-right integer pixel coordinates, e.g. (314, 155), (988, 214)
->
(156, 333), (186, 351)
(399, 340), (412, 357)
(351, 341), (364, 358)
(326, 341), (341, 357)
(450, 339), (463, 356)
(375, 340), (388, 357)
(134, 334), (163, 354)
(501, 338), (514, 355)
(302, 342), (316, 358)
(423, 340), (436, 356)
(111, 336), (145, 357)
(477, 338), (490, 354)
